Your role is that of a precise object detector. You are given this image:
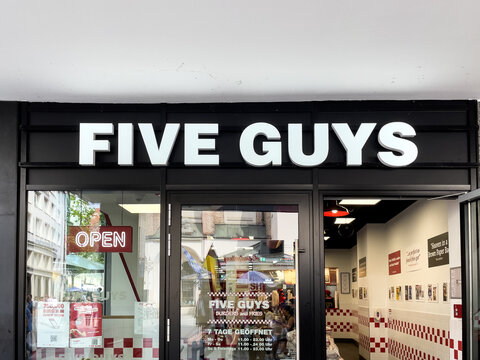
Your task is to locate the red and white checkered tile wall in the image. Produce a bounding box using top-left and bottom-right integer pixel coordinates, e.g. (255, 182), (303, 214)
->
(358, 306), (371, 359)
(326, 308), (358, 340)
(388, 309), (451, 360)
(33, 337), (159, 359)
(31, 309), (461, 359)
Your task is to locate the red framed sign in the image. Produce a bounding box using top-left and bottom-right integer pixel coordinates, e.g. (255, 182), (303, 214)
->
(67, 226), (133, 253)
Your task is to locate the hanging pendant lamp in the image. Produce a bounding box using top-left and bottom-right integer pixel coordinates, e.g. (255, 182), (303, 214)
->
(324, 201), (349, 217)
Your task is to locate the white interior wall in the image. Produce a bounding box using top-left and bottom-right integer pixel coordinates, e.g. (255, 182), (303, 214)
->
(103, 203), (140, 315)
(324, 199), (460, 360)
(386, 200), (450, 314)
(325, 249), (357, 308)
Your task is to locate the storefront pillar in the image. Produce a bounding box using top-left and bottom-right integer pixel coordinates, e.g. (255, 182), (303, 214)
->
(0, 102), (19, 359)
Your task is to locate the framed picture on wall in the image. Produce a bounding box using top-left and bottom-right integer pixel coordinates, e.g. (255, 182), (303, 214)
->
(340, 272), (350, 294)
(432, 284), (439, 302)
(415, 284), (424, 301)
(359, 287), (363, 299)
(443, 282), (449, 302)
(428, 284), (439, 302)
(325, 268), (330, 284)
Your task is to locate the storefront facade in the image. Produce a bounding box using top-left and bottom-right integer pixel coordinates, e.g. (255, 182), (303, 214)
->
(1, 100), (479, 360)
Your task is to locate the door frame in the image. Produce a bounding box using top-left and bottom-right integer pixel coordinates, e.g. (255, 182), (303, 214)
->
(166, 191), (319, 360)
(459, 189), (480, 360)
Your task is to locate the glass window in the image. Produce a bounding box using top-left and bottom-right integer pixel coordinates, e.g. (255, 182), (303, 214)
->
(25, 191), (161, 360)
(180, 205), (298, 360)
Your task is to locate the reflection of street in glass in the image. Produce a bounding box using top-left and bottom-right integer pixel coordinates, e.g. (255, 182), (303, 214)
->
(181, 207), (298, 359)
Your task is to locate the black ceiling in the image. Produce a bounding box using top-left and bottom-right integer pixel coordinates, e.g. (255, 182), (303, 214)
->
(323, 200), (415, 249)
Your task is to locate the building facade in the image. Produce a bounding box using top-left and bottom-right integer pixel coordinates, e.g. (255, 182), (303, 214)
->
(1, 100), (479, 360)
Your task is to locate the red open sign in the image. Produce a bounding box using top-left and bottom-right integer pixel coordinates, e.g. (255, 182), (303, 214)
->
(67, 226), (133, 253)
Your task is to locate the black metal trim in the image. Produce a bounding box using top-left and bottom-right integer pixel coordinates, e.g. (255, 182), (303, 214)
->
(312, 168), (326, 360)
(460, 202), (468, 360)
(19, 123), (479, 132)
(467, 101), (479, 190)
(159, 168), (167, 360)
(167, 192), (313, 359)
(18, 162), (480, 169)
(16, 104), (26, 360)
(25, 184), (165, 191)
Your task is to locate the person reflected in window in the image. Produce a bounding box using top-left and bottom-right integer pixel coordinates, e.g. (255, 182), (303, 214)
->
(25, 295), (33, 360)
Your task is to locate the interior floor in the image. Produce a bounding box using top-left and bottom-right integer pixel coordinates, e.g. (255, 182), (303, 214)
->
(336, 341), (360, 360)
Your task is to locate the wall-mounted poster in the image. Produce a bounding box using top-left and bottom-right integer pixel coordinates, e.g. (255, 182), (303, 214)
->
(428, 233), (449, 268)
(352, 289), (355, 298)
(389, 250), (401, 275)
(415, 285), (424, 301)
(70, 303), (102, 348)
(359, 257), (367, 278)
(390, 286), (394, 300)
(359, 287), (363, 299)
(405, 246), (423, 272)
(37, 302), (70, 348)
(427, 284), (439, 302)
(134, 302), (159, 336)
(352, 268), (357, 282)
(404, 285), (409, 301)
(363, 287), (367, 299)
(443, 283), (449, 302)
(341, 272), (351, 294)
(396, 286), (401, 301)
(450, 267), (462, 299)
(408, 285), (413, 301)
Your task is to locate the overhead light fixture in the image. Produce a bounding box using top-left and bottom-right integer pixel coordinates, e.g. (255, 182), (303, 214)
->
(334, 218), (355, 225)
(324, 201), (349, 217)
(324, 236), (330, 241)
(339, 199), (381, 206)
(119, 204), (161, 214)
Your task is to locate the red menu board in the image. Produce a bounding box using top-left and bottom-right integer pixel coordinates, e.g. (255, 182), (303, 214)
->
(388, 250), (401, 275)
(69, 302), (103, 348)
(67, 226), (132, 253)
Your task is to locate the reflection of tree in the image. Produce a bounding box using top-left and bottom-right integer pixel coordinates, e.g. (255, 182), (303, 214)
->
(67, 193), (104, 264)
(68, 194), (95, 226)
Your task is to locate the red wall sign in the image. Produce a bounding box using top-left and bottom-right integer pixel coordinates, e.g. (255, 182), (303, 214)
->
(388, 250), (401, 275)
(67, 226), (133, 253)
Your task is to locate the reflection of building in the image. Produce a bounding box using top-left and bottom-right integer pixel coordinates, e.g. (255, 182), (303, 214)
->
(26, 191), (67, 299)
(181, 210), (297, 305)
(142, 214), (162, 306)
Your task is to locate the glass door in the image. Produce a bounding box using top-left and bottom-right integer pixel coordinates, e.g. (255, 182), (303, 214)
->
(167, 193), (314, 360)
(459, 190), (480, 359)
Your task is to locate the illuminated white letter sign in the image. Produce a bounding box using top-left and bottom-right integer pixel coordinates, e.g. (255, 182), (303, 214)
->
(239, 122), (282, 166)
(78, 121), (418, 168)
(79, 123), (114, 166)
